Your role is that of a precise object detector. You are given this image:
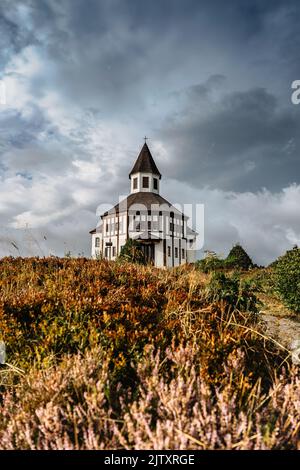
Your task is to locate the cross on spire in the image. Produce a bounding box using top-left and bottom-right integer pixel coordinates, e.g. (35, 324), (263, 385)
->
(144, 136), (148, 144)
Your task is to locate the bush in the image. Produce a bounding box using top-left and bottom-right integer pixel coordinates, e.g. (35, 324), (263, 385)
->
(118, 239), (146, 265)
(274, 246), (300, 313)
(195, 252), (226, 273)
(206, 271), (259, 312)
(226, 244), (253, 270)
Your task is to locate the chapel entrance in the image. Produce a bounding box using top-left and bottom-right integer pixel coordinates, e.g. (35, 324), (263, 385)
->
(140, 243), (155, 264)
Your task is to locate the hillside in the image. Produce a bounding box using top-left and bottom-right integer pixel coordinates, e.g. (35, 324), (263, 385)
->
(0, 257), (299, 450)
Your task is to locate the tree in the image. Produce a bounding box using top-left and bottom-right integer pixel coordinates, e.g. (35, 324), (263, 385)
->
(226, 244), (253, 270)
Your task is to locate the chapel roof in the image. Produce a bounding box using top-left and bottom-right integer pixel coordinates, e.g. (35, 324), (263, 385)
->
(101, 191), (187, 218)
(129, 143), (161, 179)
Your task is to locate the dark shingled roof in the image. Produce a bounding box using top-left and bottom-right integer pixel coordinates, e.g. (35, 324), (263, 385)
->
(133, 232), (161, 241)
(101, 192), (187, 218)
(129, 143), (161, 179)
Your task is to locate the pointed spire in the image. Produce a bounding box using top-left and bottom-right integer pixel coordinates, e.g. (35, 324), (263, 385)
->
(129, 142), (161, 179)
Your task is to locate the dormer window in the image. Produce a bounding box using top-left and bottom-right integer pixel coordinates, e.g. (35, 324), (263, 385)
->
(142, 176), (149, 188)
(133, 177), (138, 190)
(153, 178), (158, 190)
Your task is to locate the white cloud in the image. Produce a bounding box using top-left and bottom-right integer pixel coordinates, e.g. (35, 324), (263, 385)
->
(164, 180), (300, 265)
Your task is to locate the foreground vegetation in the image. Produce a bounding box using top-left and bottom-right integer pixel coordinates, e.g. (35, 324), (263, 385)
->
(0, 257), (299, 450)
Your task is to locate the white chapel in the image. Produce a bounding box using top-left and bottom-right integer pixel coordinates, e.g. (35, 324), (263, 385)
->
(90, 142), (197, 267)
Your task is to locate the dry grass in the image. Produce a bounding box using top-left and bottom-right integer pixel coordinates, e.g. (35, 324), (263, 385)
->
(0, 257), (299, 449)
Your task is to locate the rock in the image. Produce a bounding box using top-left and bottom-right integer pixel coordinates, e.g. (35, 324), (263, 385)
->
(290, 339), (300, 365)
(0, 341), (6, 364)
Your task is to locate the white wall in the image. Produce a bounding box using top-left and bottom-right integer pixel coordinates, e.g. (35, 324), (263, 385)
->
(186, 237), (197, 263)
(91, 212), (128, 260)
(91, 209), (197, 266)
(155, 241), (164, 267)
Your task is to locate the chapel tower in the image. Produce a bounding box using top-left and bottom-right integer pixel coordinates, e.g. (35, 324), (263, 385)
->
(129, 142), (161, 195)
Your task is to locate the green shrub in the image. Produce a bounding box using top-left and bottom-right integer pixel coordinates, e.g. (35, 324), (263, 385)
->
(274, 246), (300, 313)
(196, 252), (226, 273)
(226, 244), (253, 270)
(197, 246), (254, 273)
(118, 239), (146, 265)
(206, 271), (259, 312)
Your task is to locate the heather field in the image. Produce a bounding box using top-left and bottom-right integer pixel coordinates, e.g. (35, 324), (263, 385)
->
(0, 257), (299, 450)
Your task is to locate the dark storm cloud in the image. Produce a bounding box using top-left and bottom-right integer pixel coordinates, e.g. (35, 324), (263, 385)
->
(158, 85), (300, 191)
(9, 0), (298, 113)
(13, 0), (299, 192)
(1, 0), (298, 115)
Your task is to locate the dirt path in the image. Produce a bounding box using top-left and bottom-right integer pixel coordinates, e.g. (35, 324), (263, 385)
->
(258, 292), (300, 361)
(259, 312), (300, 349)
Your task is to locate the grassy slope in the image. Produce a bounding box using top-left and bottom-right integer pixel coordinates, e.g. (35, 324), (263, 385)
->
(0, 258), (299, 450)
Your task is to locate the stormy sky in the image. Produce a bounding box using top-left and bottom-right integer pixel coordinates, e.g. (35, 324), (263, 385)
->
(0, 0), (300, 264)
